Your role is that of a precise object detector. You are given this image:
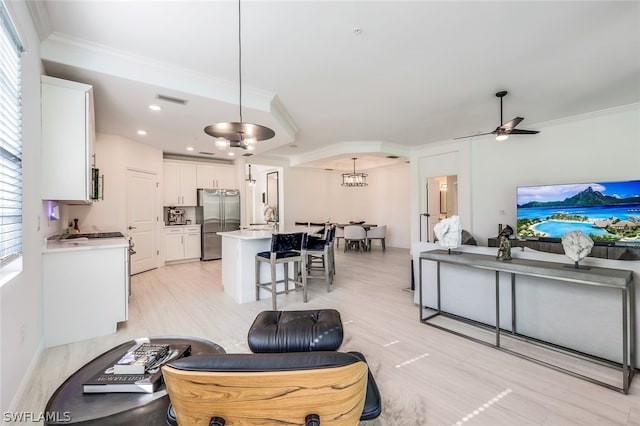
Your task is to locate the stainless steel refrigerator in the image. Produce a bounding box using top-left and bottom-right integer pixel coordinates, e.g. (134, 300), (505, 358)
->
(196, 189), (240, 260)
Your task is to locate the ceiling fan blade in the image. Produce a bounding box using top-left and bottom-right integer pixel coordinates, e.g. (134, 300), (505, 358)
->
(453, 131), (494, 140)
(499, 117), (524, 132)
(509, 129), (539, 135)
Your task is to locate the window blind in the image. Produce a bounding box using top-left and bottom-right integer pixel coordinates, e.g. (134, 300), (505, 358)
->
(0, 2), (23, 266)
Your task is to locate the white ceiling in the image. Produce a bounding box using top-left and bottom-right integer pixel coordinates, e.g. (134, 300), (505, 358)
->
(28, 1), (640, 171)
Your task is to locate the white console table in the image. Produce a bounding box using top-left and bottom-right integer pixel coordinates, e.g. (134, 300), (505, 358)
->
(419, 249), (635, 394)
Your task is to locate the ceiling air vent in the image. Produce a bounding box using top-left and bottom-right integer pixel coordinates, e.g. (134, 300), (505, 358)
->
(199, 152), (215, 156)
(156, 94), (188, 105)
(386, 155), (399, 159)
(242, 153), (254, 157)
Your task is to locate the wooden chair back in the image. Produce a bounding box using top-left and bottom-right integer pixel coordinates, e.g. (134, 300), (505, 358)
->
(163, 358), (367, 425)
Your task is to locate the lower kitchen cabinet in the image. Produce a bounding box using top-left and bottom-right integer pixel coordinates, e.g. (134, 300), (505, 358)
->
(165, 225), (201, 263)
(42, 243), (129, 348)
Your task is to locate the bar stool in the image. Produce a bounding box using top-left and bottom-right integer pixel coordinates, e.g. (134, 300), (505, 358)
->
(303, 226), (335, 292)
(255, 232), (307, 310)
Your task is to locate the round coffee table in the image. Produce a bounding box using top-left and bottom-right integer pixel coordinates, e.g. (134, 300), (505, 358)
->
(44, 336), (225, 425)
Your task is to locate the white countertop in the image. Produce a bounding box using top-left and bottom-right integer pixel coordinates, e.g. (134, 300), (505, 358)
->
(218, 229), (274, 240)
(218, 226), (324, 240)
(43, 237), (129, 253)
(164, 224), (201, 228)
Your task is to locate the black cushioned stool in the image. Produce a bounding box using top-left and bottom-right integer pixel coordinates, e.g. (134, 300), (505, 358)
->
(248, 309), (344, 353)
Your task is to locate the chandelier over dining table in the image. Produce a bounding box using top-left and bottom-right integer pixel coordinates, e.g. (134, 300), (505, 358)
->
(342, 158), (368, 187)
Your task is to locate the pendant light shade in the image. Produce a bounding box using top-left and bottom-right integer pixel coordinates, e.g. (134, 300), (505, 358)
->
(204, 0), (275, 150)
(342, 158), (368, 187)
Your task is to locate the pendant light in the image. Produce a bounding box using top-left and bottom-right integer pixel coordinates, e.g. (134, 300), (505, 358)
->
(204, 0), (275, 150)
(246, 164), (256, 186)
(341, 158), (368, 187)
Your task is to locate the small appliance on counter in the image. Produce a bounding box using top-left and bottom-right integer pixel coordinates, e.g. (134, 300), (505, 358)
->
(167, 208), (186, 225)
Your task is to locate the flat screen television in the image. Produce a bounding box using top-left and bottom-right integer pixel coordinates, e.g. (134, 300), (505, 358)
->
(516, 180), (640, 244)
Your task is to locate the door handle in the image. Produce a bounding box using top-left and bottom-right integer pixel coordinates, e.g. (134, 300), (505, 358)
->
(128, 226), (136, 230)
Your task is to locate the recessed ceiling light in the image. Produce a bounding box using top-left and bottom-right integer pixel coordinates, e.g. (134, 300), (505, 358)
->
(137, 130), (147, 135)
(186, 146), (194, 151)
(228, 152), (235, 157)
(149, 104), (162, 111)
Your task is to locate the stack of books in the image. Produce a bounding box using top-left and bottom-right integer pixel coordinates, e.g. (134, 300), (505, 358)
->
(83, 341), (191, 394)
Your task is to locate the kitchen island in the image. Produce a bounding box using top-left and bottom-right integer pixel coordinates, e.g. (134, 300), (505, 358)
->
(218, 230), (275, 304)
(218, 227), (322, 304)
(42, 235), (129, 347)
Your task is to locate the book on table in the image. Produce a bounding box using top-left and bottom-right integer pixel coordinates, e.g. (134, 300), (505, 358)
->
(82, 343), (191, 394)
(113, 342), (170, 375)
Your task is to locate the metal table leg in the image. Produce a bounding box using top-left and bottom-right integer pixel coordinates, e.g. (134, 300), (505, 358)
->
(437, 261), (441, 313)
(622, 287), (628, 394)
(511, 273), (516, 335)
(495, 271), (500, 348)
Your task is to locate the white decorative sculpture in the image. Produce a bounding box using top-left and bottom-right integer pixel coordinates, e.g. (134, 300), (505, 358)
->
(561, 230), (594, 268)
(433, 216), (462, 253)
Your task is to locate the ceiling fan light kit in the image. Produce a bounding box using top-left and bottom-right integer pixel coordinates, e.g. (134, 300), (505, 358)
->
(455, 90), (539, 141)
(204, 0), (275, 150)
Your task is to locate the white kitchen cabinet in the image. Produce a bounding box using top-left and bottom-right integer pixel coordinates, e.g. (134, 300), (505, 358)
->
(42, 242), (129, 347)
(164, 161), (197, 206)
(41, 75), (95, 204)
(196, 164), (237, 189)
(165, 227), (185, 261)
(165, 225), (201, 263)
(185, 227), (202, 259)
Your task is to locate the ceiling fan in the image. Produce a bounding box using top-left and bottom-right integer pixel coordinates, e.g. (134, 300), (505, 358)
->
(455, 91), (539, 141)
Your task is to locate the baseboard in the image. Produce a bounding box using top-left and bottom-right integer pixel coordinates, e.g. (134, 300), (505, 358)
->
(2, 340), (44, 426)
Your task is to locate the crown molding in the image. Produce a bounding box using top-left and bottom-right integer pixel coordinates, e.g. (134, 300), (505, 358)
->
(288, 140), (410, 168)
(25, 0), (52, 42)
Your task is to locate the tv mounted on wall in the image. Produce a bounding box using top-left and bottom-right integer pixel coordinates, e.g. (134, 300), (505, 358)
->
(516, 180), (640, 245)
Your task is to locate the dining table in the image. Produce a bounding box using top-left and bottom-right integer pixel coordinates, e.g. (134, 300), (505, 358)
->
(335, 223), (377, 231)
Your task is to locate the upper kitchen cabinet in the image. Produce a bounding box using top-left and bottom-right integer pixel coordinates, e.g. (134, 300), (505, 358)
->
(196, 164), (237, 189)
(164, 161), (197, 206)
(41, 76), (95, 204)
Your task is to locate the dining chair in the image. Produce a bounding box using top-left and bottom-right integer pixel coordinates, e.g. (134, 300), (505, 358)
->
(366, 225), (386, 251)
(255, 232), (307, 310)
(334, 226), (344, 248)
(343, 225), (367, 252)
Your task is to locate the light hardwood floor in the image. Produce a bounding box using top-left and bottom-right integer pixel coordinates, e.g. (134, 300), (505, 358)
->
(15, 247), (640, 425)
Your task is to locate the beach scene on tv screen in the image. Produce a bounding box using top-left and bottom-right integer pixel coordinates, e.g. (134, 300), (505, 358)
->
(517, 180), (640, 242)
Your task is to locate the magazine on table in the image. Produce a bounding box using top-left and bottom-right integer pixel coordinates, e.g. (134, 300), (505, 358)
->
(113, 342), (171, 375)
(83, 343), (191, 393)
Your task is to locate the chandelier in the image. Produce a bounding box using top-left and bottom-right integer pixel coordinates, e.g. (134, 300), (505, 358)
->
(342, 158), (368, 187)
(204, 0), (275, 151)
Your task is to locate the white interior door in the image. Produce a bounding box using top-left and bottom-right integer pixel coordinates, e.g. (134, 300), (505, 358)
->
(127, 169), (158, 274)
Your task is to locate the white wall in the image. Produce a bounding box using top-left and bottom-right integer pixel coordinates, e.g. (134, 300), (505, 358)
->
(283, 163), (411, 248)
(0, 0), (45, 415)
(411, 103), (640, 246)
(66, 133), (163, 233)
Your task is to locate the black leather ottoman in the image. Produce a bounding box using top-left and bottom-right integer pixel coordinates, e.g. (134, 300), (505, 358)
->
(248, 309), (343, 353)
